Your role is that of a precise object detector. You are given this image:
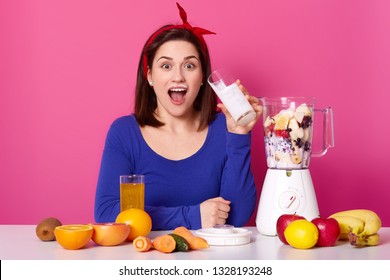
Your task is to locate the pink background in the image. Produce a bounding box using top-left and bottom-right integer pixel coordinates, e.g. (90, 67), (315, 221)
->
(1, 0), (389, 226)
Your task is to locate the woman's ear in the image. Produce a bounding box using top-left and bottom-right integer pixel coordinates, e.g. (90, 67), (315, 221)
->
(147, 69), (153, 86)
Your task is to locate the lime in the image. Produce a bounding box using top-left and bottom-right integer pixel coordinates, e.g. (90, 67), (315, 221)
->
(284, 220), (319, 249)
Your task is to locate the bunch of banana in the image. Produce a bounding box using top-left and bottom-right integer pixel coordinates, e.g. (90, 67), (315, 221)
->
(329, 209), (382, 247)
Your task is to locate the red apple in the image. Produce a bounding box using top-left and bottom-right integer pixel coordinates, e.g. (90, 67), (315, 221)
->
(276, 214), (306, 244)
(311, 217), (341, 247)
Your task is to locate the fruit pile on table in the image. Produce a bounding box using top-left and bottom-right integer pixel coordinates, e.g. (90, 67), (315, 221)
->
(276, 209), (382, 249)
(35, 208), (209, 253)
(35, 208), (382, 251)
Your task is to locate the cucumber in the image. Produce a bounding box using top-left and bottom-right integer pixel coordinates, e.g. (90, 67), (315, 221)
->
(169, 233), (190, 252)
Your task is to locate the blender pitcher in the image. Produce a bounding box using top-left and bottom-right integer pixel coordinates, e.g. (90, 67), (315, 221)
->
(262, 97), (334, 169)
(256, 97), (334, 236)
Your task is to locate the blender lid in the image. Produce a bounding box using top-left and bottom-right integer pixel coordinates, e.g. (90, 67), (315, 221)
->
(195, 225), (252, 246)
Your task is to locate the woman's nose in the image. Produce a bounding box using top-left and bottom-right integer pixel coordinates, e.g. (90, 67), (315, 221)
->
(172, 67), (184, 82)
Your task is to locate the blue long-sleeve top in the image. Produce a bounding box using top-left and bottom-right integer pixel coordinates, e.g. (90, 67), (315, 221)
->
(94, 113), (257, 230)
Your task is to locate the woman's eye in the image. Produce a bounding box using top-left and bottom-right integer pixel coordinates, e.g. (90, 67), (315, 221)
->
(161, 64), (171, 70)
(185, 63), (195, 70)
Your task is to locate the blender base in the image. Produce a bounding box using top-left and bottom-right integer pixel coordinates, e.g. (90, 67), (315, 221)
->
(256, 169), (320, 236)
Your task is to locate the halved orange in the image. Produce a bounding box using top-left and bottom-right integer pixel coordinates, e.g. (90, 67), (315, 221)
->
(54, 224), (93, 250)
(90, 223), (130, 246)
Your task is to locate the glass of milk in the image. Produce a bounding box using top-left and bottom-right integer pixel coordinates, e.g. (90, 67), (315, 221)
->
(208, 69), (256, 126)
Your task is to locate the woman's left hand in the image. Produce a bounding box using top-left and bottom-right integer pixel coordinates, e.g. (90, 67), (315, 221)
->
(217, 80), (262, 134)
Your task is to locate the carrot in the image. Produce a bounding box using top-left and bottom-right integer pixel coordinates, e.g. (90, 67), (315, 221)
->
(173, 226), (209, 250)
(152, 234), (176, 253)
(133, 236), (153, 252)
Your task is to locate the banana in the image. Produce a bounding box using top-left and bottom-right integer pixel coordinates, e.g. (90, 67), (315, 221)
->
(366, 233), (381, 246)
(264, 116), (274, 127)
(295, 104), (312, 118)
(274, 113), (290, 130)
(330, 215), (365, 240)
(329, 209), (382, 247)
(329, 209), (382, 236)
(349, 233), (380, 247)
(288, 118), (300, 130)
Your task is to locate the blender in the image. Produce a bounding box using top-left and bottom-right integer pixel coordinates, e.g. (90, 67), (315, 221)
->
(255, 97), (334, 236)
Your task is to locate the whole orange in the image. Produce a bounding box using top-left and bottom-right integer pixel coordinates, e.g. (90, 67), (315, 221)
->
(115, 208), (152, 241)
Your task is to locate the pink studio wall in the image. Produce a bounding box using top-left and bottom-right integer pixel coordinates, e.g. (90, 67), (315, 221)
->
(1, 0), (389, 226)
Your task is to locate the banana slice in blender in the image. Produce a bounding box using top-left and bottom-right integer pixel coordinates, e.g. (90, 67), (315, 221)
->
(285, 108), (295, 118)
(296, 104), (312, 116)
(289, 118), (300, 130)
(290, 127), (304, 140)
(264, 116), (274, 127)
(291, 153), (301, 164)
(275, 151), (283, 161)
(294, 111), (305, 123)
(274, 113), (290, 130)
(302, 128), (310, 142)
(290, 145), (302, 164)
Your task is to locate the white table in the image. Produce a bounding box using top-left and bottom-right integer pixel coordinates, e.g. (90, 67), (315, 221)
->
(1, 225), (389, 260)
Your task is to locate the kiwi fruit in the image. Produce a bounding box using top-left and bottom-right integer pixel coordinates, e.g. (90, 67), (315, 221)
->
(36, 217), (62, 241)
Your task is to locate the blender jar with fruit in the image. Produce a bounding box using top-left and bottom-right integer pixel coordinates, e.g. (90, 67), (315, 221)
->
(256, 97), (334, 236)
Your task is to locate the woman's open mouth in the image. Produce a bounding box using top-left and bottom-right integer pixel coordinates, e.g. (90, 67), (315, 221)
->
(168, 87), (187, 104)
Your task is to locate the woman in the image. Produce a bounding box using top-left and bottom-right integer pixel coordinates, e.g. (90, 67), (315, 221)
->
(94, 3), (261, 230)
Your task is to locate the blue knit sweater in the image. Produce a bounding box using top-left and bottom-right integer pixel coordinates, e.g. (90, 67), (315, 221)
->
(94, 113), (256, 230)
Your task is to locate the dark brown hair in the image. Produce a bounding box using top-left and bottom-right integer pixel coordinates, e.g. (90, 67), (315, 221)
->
(134, 26), (217, 131)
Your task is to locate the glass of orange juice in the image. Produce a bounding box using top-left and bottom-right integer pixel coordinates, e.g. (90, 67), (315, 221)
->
(120, 175), (145, 211)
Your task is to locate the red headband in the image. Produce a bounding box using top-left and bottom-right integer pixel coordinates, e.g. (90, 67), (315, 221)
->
(142, 2), (216, 78)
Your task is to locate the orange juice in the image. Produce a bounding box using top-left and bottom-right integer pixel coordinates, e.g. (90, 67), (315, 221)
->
(120, 182), (144, 211)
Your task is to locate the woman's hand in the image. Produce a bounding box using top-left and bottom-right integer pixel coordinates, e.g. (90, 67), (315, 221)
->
(200, 197), (231, 228)
(217, 80), (262, 134)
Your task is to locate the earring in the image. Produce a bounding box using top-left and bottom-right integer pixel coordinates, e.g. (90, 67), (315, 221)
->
(149, 81), (153, 86)
(201, 82), (204, 86)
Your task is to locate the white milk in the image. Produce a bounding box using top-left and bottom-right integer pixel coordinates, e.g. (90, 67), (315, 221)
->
(215, 83), (256, 126)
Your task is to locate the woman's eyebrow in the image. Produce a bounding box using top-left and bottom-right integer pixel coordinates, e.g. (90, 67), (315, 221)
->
(156, 55), (199, 62)
(157, 56), (173, 62)
(184, 55), (199, 61)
